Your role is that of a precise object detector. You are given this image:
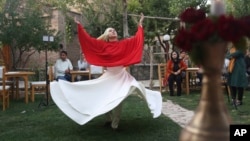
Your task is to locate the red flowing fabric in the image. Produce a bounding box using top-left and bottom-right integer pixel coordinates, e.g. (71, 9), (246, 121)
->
(77, 23), (144, 67)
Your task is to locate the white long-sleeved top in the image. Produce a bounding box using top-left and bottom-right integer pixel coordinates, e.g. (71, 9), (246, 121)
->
(54, 58), (73, 78)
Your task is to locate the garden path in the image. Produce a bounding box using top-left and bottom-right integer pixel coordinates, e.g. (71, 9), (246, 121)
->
(139, 80), (194, 128)
(161, 100), (194, 128)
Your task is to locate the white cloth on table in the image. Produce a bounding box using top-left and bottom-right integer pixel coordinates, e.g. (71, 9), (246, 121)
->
(90, 65), (103, 74)
(50, 66), (162, 125)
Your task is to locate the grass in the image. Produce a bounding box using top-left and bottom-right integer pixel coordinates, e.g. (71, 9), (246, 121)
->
(0, 95), (181, 141)
(1, 88), (250, 141)
(164, 89), (250, 124)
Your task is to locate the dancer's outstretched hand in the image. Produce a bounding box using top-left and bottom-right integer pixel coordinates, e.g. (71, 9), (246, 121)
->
(74, 17), (80, 24)
(139, 13), (144, 27)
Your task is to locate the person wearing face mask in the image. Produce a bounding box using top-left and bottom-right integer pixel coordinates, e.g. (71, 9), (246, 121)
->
(164, 51), (187, 96)
(49, 13), (162, 130)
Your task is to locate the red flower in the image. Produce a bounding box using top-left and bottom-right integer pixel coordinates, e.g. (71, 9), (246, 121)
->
(191, 18), (217, 41)
(175, 7), (250, 64)
(174, 28), (195, 52)
(179, 7), (206, 24)
(217, 16), (245, 43)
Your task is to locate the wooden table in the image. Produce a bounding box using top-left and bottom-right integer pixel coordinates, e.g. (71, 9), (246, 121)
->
(185, 68), (199, 95)
(5, 71), (35, 103)
(70, 70), (90, 82)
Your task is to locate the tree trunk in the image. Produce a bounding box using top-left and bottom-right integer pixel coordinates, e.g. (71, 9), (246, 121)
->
(122, 0), (129, 38)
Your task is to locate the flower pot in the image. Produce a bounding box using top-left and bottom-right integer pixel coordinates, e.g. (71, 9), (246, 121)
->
(179, 42), (231, 141)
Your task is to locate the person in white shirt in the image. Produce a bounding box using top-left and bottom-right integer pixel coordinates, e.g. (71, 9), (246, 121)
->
(77, 55), (89, 71)
(77, 55), (90, 81)
(54, 51), (73, 81)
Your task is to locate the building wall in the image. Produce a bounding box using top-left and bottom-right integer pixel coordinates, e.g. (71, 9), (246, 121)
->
(23, 8), (82, 70)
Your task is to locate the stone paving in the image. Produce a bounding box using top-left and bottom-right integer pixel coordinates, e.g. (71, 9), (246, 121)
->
(139, 80), (194, 127)
(162, 100), (194, 128)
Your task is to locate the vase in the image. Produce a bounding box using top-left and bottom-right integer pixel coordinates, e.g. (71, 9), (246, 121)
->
(179, 42), (231, 141)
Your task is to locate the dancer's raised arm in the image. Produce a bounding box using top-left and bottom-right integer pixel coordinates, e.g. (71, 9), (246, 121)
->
(139, 13), (144, 27)
(74, 17), (80, 24)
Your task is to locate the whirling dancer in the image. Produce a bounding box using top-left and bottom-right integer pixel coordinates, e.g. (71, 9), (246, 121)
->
(50, 13), (162, 130)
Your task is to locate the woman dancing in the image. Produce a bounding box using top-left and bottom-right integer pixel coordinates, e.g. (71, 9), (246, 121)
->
(50, 13), (162, 130)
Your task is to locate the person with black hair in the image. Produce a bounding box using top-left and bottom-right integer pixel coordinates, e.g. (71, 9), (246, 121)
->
(227, 46), (248, 106)
(54, 51), (73, 82)
(165, 51), (187, 96)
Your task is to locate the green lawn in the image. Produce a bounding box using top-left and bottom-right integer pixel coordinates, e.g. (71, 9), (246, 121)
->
(0, 95), (181, 141)
(165, 89), (250, 124)
(1, 89), (250, 141)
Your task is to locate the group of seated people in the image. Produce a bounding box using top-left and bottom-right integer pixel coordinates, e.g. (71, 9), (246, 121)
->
(54, 50), (101, 82)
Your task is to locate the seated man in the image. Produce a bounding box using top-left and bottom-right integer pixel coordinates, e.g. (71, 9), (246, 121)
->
(78, 55), (89, 71)
(76, 55), (90, 81)
(54, 51), (73, 82)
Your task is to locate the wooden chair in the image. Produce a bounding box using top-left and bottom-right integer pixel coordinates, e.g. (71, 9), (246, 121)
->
(29, 66), (54, 102)
(89, 65), (104, 79)
(158, 64), (166, 93)
(0, 72), (14, 99)
(0, 66), (11, 111)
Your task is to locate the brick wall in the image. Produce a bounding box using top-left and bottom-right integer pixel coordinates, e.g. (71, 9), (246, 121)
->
(21, 9), (82, 70)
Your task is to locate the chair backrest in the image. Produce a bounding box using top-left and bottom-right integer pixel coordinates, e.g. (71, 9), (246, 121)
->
(0, 66), (3, 80)
(158, 63), (166, 81)
(0, 66), (6, 90)
(158, 63), (166, 93)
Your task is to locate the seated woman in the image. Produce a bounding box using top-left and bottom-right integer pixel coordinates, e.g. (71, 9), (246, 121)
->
(165, 51), (187, 96)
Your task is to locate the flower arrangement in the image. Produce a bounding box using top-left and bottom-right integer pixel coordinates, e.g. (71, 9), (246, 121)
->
(174, 7), (250, 64)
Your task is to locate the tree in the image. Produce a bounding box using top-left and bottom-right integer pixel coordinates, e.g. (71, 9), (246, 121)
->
(127, 0), (208, 62)
(0, 0), (61, 69)
(39, 0), (209, 63)
(77, 0), (125, 38)
(226, 0), (250, 17)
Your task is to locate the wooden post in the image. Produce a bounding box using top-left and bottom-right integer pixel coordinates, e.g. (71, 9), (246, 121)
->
(149, 46), (154, 89)
(0, 45), (12, 71)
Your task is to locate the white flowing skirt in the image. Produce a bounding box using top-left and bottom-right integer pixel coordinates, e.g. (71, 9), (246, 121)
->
(50, 66), (162, 125)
